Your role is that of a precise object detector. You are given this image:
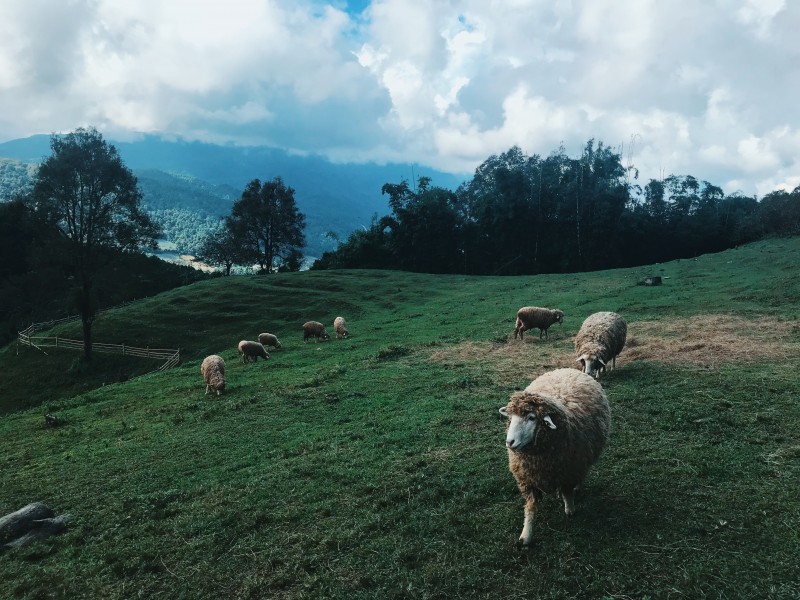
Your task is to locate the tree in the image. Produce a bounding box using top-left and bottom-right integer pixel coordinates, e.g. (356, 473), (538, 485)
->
(227, 177), (306, 273)
(197, 223), (241, 275)
(29, 127), (160, 360)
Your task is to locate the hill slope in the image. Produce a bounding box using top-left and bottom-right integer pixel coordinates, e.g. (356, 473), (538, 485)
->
(1, 239), (799, 599)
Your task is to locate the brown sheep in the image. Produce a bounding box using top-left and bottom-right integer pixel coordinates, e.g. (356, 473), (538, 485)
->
(333, 316), (349, 339)
(257, 332), (282, 350)
(574, 312), (627, 378)
(200, 355), (226, 396)
(513, 306), (564, 340)
(303, 321), (331, 343)
(238, 340), (270, 364)
(500, 368), (610, 546)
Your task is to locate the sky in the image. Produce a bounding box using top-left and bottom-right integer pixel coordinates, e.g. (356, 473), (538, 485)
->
(1, 0), (798, 197)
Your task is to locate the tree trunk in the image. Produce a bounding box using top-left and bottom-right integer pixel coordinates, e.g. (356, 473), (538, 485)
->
(0, 503), (54, 544)
(82, 315), (92, 361)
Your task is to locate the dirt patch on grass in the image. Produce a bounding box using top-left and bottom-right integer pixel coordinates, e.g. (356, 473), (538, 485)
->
(430, 314), (797, 381)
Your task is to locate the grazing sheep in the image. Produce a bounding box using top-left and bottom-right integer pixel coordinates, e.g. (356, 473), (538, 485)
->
(238, 340), (270, 364)
(257, 332), (282, 350)
(574, 312), (627, 378)
(513, 306), (565, 340)
(499, 368), (610, 547)
(303, 321), (331, 343)
(200, 355), (226, 396)
(333, 316), (349, 339)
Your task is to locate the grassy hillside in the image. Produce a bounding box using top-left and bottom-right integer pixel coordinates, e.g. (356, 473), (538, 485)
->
(1, 238), (799, 599)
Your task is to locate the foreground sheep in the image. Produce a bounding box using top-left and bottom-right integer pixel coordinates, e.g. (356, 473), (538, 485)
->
(237, 340), (270, 364)
(257, 332), (282, 350)
(302, 321), (330, 343)
(513, 306), (564, 340)
(200, 355), (226, 396)
(333, 316), (349, 339)
(500, 368), (610, 547)
(574, 312), (627, 378)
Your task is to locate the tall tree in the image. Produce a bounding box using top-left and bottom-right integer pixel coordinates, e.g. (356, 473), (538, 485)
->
(197, 223), (241, 275)
(227, 177), (306, 273)
(29, 127), (160, 360)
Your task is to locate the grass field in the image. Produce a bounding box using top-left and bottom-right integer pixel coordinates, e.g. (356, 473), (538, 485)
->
(1, 238), (799, 599)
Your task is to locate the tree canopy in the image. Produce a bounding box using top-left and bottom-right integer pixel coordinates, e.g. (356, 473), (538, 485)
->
(28, 127), (160, 359)
(222, 177), (306, 273)
(314, 140), (798, 275)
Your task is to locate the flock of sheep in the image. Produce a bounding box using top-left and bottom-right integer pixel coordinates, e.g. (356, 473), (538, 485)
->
(199, 317), (350, 397)
(503, 306), (627, 546)
(201, 301), (627, 549)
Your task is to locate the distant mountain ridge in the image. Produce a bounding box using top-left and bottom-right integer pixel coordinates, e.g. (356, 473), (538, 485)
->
(0, 134), (467, 258)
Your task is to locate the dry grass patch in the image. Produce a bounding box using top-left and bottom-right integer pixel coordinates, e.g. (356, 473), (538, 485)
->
(430, 338), (576, 386)
(430, 315), (797, 379)
(626, 314), (797, 368)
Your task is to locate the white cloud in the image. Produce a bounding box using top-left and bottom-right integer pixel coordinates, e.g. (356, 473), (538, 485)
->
(0, 0), (798, 196)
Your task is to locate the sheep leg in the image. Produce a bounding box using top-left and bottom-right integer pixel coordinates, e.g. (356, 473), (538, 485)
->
(519, 488), (542, 546)
(205, 384), (210, 395)
(560, 486), (577, 516)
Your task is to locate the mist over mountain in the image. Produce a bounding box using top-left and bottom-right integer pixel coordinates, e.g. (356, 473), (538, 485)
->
(0, 135), (467, 258)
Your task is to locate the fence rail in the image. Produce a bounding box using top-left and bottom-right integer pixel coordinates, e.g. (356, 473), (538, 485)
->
(17, 319), (180, 376)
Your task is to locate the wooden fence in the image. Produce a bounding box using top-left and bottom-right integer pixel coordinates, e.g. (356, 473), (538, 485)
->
(18, 319), (180, 375)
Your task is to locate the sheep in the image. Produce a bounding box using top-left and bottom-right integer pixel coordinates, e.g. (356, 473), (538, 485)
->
(513, 306), (565, 340)
(237, 340), (270, 364)
(302, 321), (331, 343)
(574, 311), (627, 378)
(257, 332), (282, 350)
(333, 316), (349, 339)
(200, 355), (226, 396)
(499, 368), (610, 547)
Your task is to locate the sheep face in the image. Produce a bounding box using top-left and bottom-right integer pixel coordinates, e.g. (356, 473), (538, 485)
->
(499, 405), (557, 452)
(554, 310), (565, 324)
(577, 354), (606, 378)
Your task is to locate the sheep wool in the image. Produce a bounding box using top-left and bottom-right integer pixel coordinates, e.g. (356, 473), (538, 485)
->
(574, 312), (627, 378)
(238, 340), (270, 364)
(500, 368), (610, 546)
(258, 332), (282, 350)
(333, 316), (349, 339)
(303, 321), (331, 343)
(514, 306), (565, 340)
(200, 355), (226, 396)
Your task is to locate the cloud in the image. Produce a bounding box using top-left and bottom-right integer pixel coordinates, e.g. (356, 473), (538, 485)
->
(0, 0), (798, 196)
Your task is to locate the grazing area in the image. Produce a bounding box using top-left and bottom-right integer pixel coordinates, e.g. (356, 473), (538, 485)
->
(1, 238), (799, 599)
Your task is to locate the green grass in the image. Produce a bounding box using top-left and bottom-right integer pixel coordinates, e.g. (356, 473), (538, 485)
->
(1, 238), (799, 599)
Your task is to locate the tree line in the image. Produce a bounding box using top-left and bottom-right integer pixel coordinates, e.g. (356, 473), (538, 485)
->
(312, 140), (800, 274)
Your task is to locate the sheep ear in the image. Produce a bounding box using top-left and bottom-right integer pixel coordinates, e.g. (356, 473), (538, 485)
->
(499, 407), (509, 418)
(543, 415), (557, 429)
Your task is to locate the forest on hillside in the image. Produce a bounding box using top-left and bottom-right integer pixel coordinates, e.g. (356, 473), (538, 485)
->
(313, 141), (800, 275)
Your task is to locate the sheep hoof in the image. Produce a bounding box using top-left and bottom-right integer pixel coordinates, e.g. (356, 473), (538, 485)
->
(517, 536), (534, 549)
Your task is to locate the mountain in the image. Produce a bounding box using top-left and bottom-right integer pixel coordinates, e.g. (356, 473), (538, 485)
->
(0, 134), (468, 258)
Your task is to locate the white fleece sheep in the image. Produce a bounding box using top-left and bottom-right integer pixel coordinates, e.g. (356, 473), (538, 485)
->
(574, 312), (627, 378)
(513, 306), (564, 340)
(257, 332), (282, 350)
(303, 321), (330, 343)
(333, 316), (349, 339)
(499, 368), (610, 546)
(200, 355), (226, 396)
(237, 340), (270, 364)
